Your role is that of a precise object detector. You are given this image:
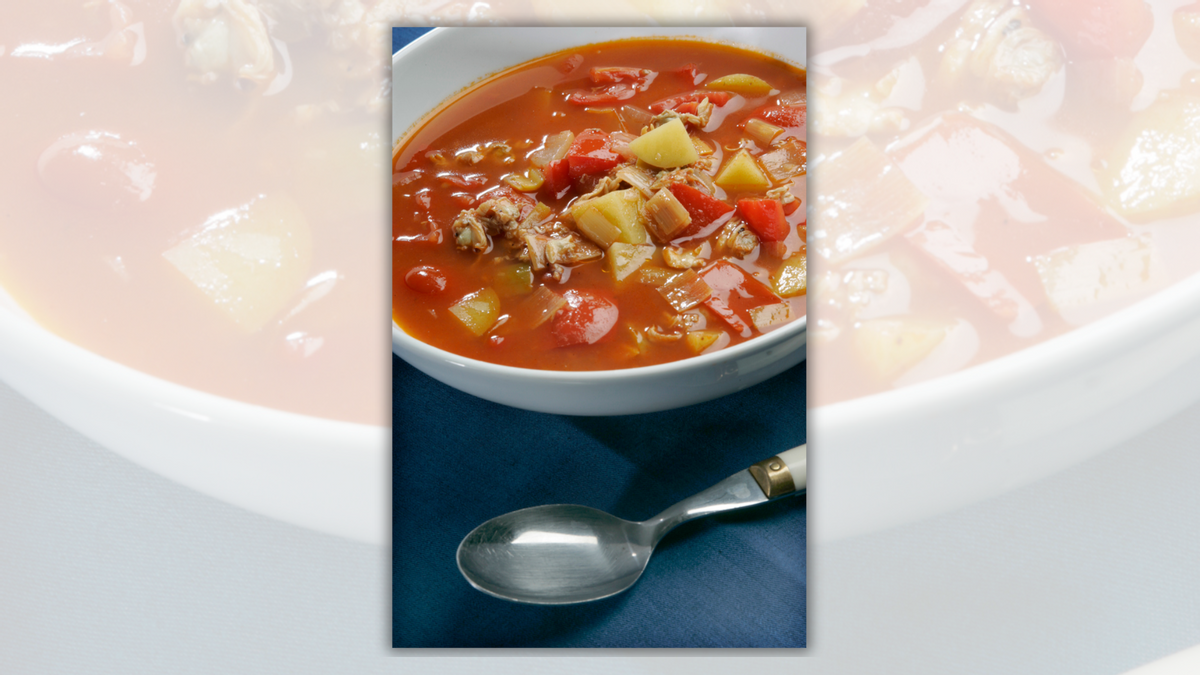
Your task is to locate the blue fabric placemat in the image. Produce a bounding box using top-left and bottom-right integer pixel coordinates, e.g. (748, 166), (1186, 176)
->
(391, 27), (805, 649)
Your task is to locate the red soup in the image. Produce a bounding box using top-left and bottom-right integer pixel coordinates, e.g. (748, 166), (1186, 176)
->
(392, 39), (807, 371)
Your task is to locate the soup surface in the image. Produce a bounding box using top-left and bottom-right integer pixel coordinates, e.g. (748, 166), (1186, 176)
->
(0, 0), (388, 424)
(808, 0), (1200, 405)
(392, 38), (806, 370)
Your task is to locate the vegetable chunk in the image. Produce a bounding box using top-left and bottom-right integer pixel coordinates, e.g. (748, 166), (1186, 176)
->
(163, 193), (312, 333)
(449, 288), (501, 337)
(1101, 95), (1200, 219)
(629, 118), (699, 168)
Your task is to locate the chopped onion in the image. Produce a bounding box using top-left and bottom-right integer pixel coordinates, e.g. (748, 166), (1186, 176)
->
(516, 286), (567, 328)
(745, 118), (785, 147)
(644, 188), (692, 242)
(610, 131), (639, 161)
(657, 269), (713, 312)
(528, 130), (575, 168)
(615, 165), (656, 197)
(619, 105), (653, 132)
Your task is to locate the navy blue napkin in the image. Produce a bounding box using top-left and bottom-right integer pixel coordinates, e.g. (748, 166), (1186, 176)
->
(391, 27), (805, 648)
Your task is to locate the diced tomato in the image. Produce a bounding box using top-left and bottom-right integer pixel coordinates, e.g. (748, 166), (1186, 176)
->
(567, 83), (640, 106)
(558, 53), (585, 74)
(700, 261), (781, 336)
(1028, 0), (1152, 59)
(737, 199), (790, 242)
(752, 104), (806, 129)
(404, 266), (447, 294)
(674, 101), (700, 116)
(782, 198), (801, 216)
(667, 183), (735, 234)
(542, 158), (572, 198)
(673, 63), (699, 82)
(551, 290), (619, 347)
(649, 90), (734, 114)
(590, 67), (648, 84)
(566, 129), (623, 178)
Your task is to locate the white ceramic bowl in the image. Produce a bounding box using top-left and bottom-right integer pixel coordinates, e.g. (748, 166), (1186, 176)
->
(812, 260), (1200, 541)
(0, 288), (388, 544)
(391, 27), (808, 415)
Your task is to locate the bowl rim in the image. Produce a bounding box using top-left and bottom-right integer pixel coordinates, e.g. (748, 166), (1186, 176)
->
(813, 251), (1200, 425)
(390, 26), (808, 379)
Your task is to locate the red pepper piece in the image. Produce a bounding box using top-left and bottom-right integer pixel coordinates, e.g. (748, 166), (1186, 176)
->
(737, 198), (790, 242)
(752, 104), (806, 129)
(565, 129), (622, 178)
(649, 90), (733, 114)
(542, 158), (572, 198)
(567, 83), (640, 106)
(667, 183), (734, 234)
(1028, 0), (1152, 59)
(700, 260), (781, 337)
(589, 67), (648, 84)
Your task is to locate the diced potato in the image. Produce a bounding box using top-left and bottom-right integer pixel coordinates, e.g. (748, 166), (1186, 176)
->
(608, 242), (656, 282)
(1034, 236), (1162, 319)
(714, 150), (771, 192)
(449, 288), (501, 337)
(706, 73), (774, 97)
(686, 330), (724, 353)
(629, 118), (699, 168)
(574, 205), (622, 248)
(572, 189), (649, 244)
(1101, 95), (1200, 219)
(853, 318), (950, 380)
(163, 193), (312, 333)
(772, 253), (806, 297)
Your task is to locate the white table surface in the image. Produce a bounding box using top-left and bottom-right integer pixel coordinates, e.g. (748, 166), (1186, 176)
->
(3, 375), (1197, 673)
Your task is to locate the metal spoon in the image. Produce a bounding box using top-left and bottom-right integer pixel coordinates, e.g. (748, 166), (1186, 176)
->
(456, 445), (806, 604)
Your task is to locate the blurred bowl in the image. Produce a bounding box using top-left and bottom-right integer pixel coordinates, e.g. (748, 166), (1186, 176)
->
(813, 264), (1200, 541)
(391, 27), (807, 416)
(0, 293), (388, 544)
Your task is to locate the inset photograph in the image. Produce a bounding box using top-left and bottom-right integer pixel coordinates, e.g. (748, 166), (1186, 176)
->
(391, 26), (806, 648)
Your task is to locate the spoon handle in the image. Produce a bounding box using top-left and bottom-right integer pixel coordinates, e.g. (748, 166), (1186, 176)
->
(643, 444), (807, 543)
(749, 444), (806, 499)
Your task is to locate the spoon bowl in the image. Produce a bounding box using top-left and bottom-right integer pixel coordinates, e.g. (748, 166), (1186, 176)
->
(456, 445), (807, 604)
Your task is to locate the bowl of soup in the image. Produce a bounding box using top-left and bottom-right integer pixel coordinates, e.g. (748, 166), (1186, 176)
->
(0, 0), (390, 542)
(806, 0), (1200, 539)
(391, 27), (807, 415)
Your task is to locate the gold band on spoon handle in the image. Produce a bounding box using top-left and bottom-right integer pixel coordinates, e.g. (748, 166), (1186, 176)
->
(748, 444), (806, 499)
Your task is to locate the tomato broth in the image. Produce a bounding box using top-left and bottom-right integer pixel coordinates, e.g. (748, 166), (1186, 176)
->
(393, 38), (807, 371)
(0, 0), (388, 424)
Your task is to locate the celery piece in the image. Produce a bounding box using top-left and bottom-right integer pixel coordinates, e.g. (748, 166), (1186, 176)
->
(493, 263), (534, 297)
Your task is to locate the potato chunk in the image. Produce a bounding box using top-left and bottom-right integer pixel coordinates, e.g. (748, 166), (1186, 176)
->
(629, 118), (699, 168)
(1102, 94), (1200, 219)
(853, 318), (950, 380)
(706, 73), (774, 97)
(714, 149), (771, 192)
(571, 189), (649, 244)
(163, 193), (311, 333)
